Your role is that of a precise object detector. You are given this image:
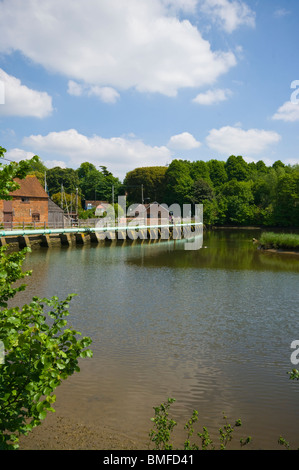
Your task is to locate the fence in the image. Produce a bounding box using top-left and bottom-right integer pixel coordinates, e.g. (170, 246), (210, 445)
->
(0, 219), (103, 231)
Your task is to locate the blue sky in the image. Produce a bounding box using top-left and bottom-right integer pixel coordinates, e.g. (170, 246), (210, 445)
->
(0, 0), (298, 181)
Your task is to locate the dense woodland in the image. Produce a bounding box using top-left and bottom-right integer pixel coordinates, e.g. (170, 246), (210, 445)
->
(27, 155), (299, 227)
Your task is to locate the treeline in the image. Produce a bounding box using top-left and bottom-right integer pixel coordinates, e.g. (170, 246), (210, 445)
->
(27, 155), (299, 227)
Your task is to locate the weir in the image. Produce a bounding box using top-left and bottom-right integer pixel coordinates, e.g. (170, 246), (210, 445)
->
(0, 222), (203, 249)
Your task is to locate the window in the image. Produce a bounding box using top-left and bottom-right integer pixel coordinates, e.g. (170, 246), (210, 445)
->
(21, 197), (29, 203)
(32, 213), (40, 222)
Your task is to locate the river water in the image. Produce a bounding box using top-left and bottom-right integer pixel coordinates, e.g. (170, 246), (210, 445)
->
(17, 229), (299, 449)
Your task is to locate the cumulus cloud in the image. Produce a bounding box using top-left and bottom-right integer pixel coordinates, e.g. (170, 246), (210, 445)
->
(168, 132), (201, 150)
(0, 68), (53, 118)
(5, 148), (36, 162)
(192, 88), (232, 105)
(67, 80), (120, 104)
(22, 129), (171, 178)
(272, 101), (299, 122)
(200, 0), (255, 33)
(43, 160), (67, 169)
(274, 8), (290, 18)
(0, 0), (236, 97)
(161, 0), (198, 14)
(206, 125), (281, 156)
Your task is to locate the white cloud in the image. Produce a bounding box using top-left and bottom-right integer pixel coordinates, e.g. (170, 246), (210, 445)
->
(22, 129), (171, 179)
(274, 8), (290, 18)
(5, 148), (35, 162)
(0, 0), (236, 97)
(67, 80), (83, 97)
(192, 88), (232, 105)
(200, 0), (255, 33)
(67, 80), (120, 104)
(43, 160), (67, 169)
(0, 68), (53, 118)
(272, 101), (299, 122)
(161, 0), (198, 14)
(206, 126), (281, 156)
(168, 132), (201, 150)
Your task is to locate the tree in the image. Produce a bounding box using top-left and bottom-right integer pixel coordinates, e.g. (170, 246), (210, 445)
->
(190, 160), (211, 184)
(124, 166), (167, 204)
(77, 163), (122, 202)
(207, 159), (227, 190)
(272, 160), (285, 171)
(46, 167), (80, 196)
(0, 149), (92, 449)
(219, 180), (255, 225)
(25, 156), (48, 187)
(192, 178), (214, 203)
(0, 147), (32, 197)
(225, 155), (249, 182)
(51, 192), (82, 213)
(164, 160), (193, 206)
(272, 172), (299, 227)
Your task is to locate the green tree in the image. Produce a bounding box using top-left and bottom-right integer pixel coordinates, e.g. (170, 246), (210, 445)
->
(190, 160), (211, 183)
(220, 179), (256, 225)
(0, 147), (32, 197)
(51, 192), (82, 212)
(124, 166), (167, 204)
(77, 163), (122, 202)
(272, 160), (285, 171)
(0, 149), (92, 449)
(25, 156), (48, 187)
(164, 159), (193, 206)
(207, 159), (227, 190)
(225, 155), (249, 181)
(192, 178), (214, 203)
(272, 172), (299, 227)
(46, 167), (80, 196)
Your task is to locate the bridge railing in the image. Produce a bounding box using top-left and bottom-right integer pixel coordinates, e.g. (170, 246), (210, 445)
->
(0, 217), (197, 231)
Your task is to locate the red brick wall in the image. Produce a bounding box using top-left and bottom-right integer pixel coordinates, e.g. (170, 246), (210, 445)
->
(0, 197), (48, 224)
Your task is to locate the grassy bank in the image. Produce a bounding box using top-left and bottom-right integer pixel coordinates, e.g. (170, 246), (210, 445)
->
(259, 232), (299, 250)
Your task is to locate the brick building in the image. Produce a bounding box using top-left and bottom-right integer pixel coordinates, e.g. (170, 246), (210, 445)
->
(0, 175), (49, 227)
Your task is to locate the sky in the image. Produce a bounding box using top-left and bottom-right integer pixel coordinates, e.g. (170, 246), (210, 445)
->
(0, 0), (298, 181)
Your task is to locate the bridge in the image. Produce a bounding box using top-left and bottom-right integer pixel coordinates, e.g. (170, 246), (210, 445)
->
(0, 222), (203, 249)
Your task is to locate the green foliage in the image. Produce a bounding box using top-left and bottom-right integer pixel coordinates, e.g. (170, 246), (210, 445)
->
(164, 160), (194, 206)
(288, 368), (299, 381)
(0, 152), (93, 449)
(0, 247), (31, 308)
(3, 142), (299, 228)
(272, 172), (299, 227)
(225, 155), (249, 181)
(78, 207), (96, 219)
(124, 166), (167, 204)
(46, 166), (81, 196)
(207, 159), (228, 189)
(0, 289), (92, 449)
(149, 398), (177, 450)
(149, 398), (251, 451)
(77, 162), (122, 202)
(0, 148), (35, 199)
(51, 192), (82, 212)
(259, 232), (299, 250)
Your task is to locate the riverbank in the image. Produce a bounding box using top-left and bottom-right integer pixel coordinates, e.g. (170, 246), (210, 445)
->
(256, 232), (299, 253)
(19, 412), (142, 450)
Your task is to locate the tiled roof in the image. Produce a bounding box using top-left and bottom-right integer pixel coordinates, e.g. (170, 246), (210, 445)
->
(10, 176), (49, 199)
(48, 198), (64, 212)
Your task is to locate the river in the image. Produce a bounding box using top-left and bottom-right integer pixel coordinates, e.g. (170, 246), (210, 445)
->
(16, 229), (299, 449)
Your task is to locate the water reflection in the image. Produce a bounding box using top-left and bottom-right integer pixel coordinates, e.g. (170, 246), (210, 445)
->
(16, 230), (299, 449)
